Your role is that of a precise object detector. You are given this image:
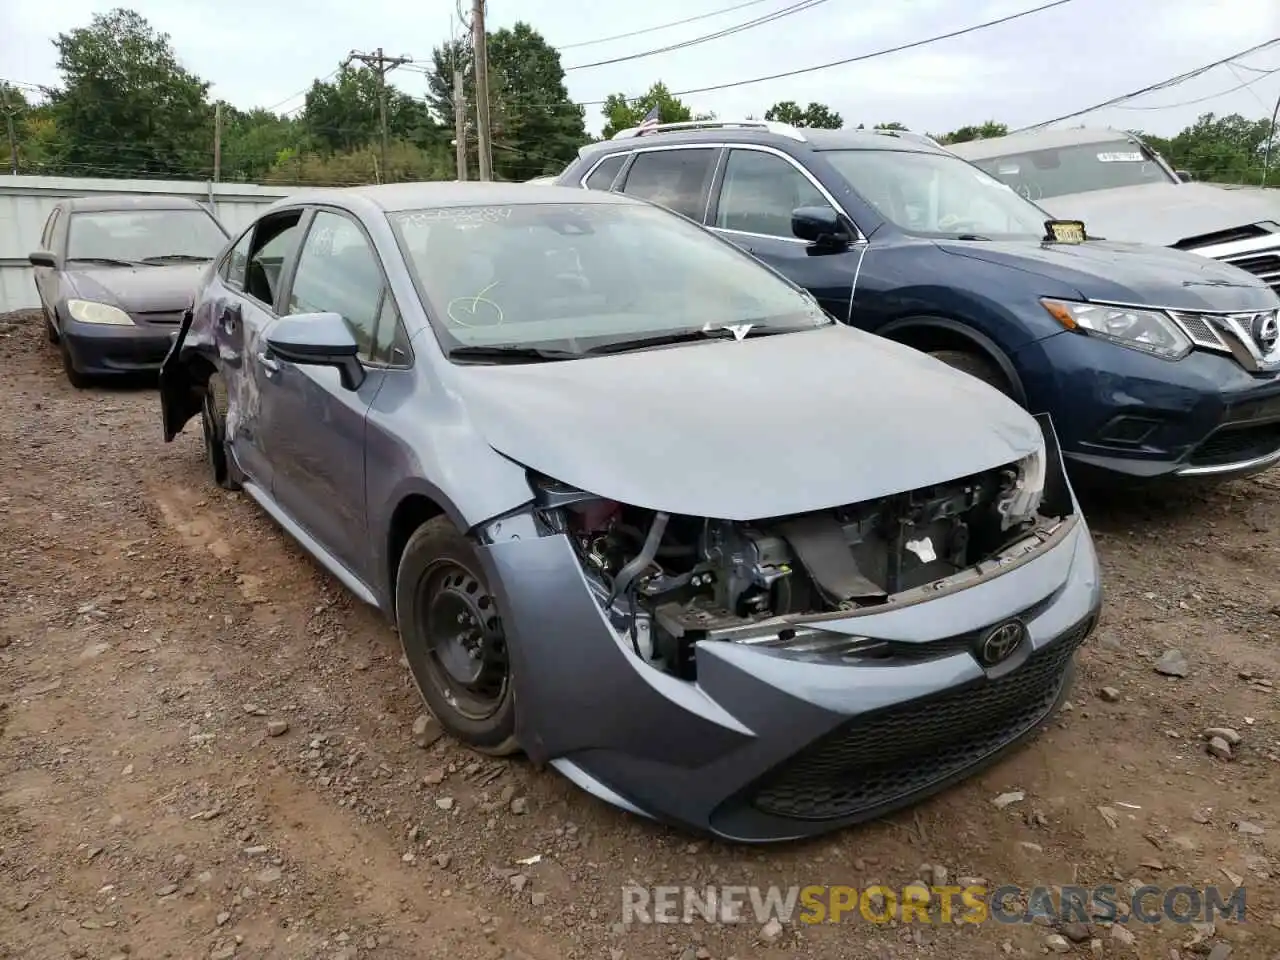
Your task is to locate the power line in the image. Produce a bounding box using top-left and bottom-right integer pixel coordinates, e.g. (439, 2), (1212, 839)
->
(611, 0), (1076, 101)
(1116, 63), (1280, 111)
(1013, 37), (1280, 131)
(262, 67), (341, 114)
(555, 0), (776, 50)
(564, 0), (831, 71)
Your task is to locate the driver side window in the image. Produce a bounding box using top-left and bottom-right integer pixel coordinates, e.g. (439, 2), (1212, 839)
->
(220, 229), (252, 290)
(715, 149), (832, 239)
(287, 210), (386, 361)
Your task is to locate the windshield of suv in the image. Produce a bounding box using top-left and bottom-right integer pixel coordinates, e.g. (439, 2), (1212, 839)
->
(967, 139), (1177, 200)
(822, 149), (1047, 240)
(389, 202), (829, 353)
(66, 209), (229, 264)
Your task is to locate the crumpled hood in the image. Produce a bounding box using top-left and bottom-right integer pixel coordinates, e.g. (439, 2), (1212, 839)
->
(68, 263), (206, 313)
(1036, 182), (1280, 247)
(935, 238), (1279, 313)
(452, 325), (1043, 521)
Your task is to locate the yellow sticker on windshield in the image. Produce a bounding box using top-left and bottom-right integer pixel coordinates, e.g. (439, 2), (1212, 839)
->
(1045, 220), (1086, 244)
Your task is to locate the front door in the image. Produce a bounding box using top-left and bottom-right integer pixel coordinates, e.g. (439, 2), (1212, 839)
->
(259, 208), (391, 581)
(215, 210), (309, 491)
(708, 147), (862, 322)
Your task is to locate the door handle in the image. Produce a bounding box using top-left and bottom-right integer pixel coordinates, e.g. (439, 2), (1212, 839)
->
(257, 352), (280, 374)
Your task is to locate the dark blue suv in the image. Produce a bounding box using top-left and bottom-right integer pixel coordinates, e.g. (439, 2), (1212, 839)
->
(556, 121), (1280, 482)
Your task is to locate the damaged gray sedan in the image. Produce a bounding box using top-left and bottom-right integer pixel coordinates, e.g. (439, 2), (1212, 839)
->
(160, 182), (1101, 841)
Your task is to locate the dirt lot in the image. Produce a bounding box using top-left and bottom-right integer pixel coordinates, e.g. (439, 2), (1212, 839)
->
(1, 309), (1278, 960)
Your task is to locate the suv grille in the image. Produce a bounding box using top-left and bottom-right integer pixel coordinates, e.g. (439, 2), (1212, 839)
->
(1221, 250), (1280, 295)
(1188, 422), (1280, 468)
(746, 619), (1091, 822)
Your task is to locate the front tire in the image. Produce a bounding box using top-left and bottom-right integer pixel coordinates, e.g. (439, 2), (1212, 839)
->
(395, 517), (518, 755)
(929, 348), (1012, 398)
(60, 339), (88, 389)
(201, 372), (239, 491)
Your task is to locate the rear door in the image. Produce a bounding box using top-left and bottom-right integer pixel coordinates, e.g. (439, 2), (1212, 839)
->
(707, 146), (862, 322)
(214, 208), (310, 491)
(259, 207), (395, 581)
(612, 146), (722, 223)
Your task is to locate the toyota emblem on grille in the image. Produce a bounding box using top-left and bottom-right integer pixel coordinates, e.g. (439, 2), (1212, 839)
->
(977, 620), (1025, 667)
(1253, 312), (1279, 354)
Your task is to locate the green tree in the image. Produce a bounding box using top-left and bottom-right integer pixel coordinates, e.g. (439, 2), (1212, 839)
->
(486, 23), (585, 180)
(937, 120), (1008, 145)
(218, 105), (304, 182)
(266, 140), (452, 186)
(601, 82), (712, 139)
(764, 100), (843, 129)
(48, 8), (212, 178)
(302, 65), (438, 156)
(1138, 112), (1274, 184)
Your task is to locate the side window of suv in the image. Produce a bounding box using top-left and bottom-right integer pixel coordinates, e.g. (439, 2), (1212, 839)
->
(584, 153), (627, 190)
(715, 149), (833, 239)
(618, 148), (718, 221)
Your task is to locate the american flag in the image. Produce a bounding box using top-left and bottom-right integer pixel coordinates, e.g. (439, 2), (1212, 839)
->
(636, 103), (661, 135)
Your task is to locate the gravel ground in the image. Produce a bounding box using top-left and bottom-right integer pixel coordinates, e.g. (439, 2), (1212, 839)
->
(1, 308), (1279, 960)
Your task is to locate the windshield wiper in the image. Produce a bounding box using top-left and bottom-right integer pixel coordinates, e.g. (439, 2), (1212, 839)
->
(585, 325), (788, 356)
(448, 344), (582, 364)
(955, 234), (992, 241)
(140, 253), (215, 263)
(67, 256), (146, 267)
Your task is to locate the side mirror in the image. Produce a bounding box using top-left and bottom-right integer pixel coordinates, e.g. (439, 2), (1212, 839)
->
(265, 312), (366, 391)
(28, 251), (57, 268)
(791, 206), (852, 251)
(1176, 170), (1194, 183)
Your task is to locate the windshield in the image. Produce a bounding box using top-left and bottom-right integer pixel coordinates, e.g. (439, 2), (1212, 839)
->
(823, 149), (1048, 240)
(66, 209), (229, 264)
(968, 139), (1177, 200)
(388, 202), (829, 353)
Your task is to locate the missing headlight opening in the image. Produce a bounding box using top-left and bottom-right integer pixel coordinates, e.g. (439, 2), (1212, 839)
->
(533, 451), (1061, 681)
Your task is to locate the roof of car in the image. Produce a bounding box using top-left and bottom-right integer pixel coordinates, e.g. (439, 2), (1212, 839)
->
(577, 126), (948, 156)
(63, 194), (210, 213)
(300, 181), (637, 212)
(948, 127), (1146, 160)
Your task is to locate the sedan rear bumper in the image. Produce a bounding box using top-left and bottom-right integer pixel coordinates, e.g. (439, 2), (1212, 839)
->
(481, 508), (1101, 842)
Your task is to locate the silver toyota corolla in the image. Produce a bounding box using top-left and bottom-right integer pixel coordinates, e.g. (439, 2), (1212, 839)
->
(160, 182), (1102, 842)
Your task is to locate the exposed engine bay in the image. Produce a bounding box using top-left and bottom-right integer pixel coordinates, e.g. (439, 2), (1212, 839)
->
(534, 454), (1063, 680)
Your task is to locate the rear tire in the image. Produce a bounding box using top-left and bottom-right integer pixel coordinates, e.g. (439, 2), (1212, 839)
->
(395, 517), (519, 756)
(929, 348), (1012, 398)
(201, 372), (239, 491)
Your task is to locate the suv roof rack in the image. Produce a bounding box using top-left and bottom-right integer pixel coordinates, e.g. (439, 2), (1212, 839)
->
(869, 127), (943, 149)
(610, 119), (807, 142)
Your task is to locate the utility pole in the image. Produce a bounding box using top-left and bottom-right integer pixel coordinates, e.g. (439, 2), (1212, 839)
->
(453, 68), (468, 181)
(1263, 87), (1280, 188)
(345, 48), (415, 184)
(213, 101), (223, 183)
(471, 0), (493, 181)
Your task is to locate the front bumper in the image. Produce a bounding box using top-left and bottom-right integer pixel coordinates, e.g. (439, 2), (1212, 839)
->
(480, 504), (1101, 842)
(62, 318), (177, 375)
(1016, 330), (1280, 480)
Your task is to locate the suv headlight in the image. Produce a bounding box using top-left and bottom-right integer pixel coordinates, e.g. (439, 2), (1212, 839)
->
(66, 299), (134, 326)
(1041, 298), (1190, 360)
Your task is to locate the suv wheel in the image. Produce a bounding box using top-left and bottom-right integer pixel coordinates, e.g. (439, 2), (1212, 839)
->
(929, 349), (1012, 398)
(395, 517), (519, 756)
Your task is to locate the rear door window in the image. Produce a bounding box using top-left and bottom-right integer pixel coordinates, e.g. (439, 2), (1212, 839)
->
(617, 148), (719, 221)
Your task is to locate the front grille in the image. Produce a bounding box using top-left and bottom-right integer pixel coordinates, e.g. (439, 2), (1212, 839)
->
(747, 620), (1090, 821)
(1188, 422), (1280, 467)
(1218, 250), (1280, 295)
(134, 310), (185, 326)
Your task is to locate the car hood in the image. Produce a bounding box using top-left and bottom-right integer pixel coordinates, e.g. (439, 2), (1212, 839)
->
(1036, 182), (1280, 247)
(451, 324), (1043, 521)
(68, 263), (207, 313)
(934, 238), (1278, 313)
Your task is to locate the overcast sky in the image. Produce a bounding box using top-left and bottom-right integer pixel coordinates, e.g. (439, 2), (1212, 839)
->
(3, 0), (1278, 139)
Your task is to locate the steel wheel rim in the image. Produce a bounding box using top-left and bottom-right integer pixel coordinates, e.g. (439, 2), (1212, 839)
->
(413, 559), (509, 722)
